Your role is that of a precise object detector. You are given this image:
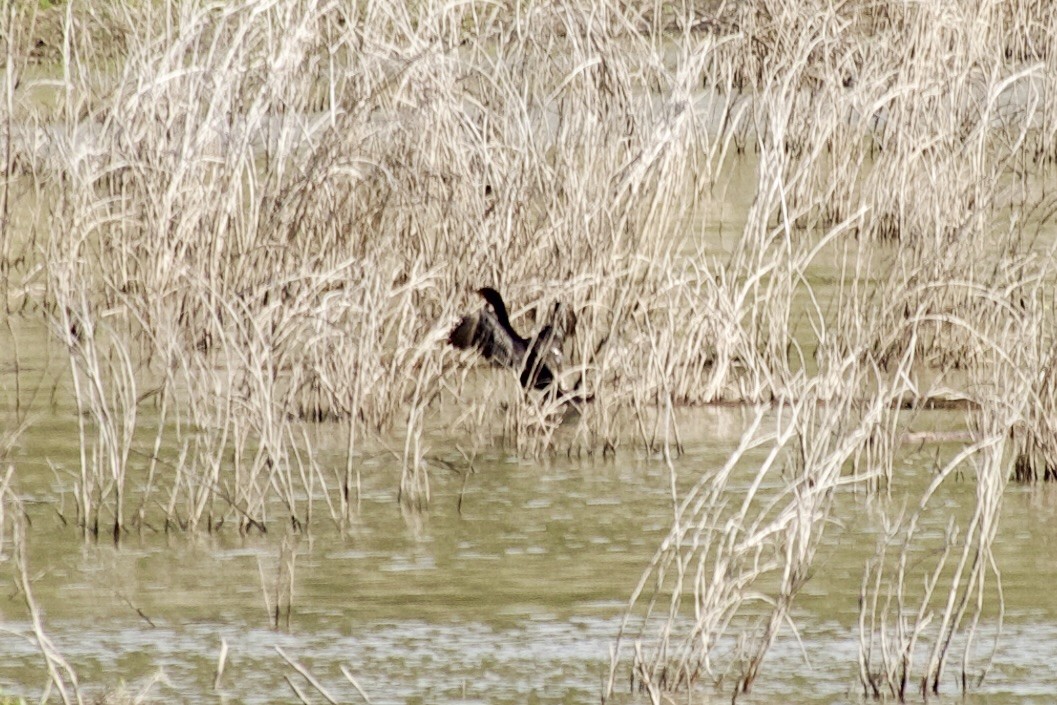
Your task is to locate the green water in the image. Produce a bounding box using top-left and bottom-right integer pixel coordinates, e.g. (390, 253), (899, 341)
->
(4, 383), (1057, 704)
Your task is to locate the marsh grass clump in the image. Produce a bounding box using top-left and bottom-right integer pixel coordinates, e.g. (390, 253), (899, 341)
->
(858, 377), (1023, 700)
(605, 354), (917, 703)
(1010, 343), (1057, 483)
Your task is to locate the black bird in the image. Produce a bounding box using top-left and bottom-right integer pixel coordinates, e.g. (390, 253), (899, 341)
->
(448, 287), (566, 392)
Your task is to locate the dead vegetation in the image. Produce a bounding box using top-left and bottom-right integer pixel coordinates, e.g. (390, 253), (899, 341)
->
(3, 0), (1057, 700)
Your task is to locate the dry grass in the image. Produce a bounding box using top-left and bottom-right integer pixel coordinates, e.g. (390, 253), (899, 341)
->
(604, 345), (917, 702)
(4, 0), (1057, 698)
(1, 467), (82, 705)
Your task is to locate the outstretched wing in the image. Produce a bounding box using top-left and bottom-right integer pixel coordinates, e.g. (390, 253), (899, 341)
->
(521, 324), (561, 390)
(448, 306), (520, 369)
(521, 303), (573, 390)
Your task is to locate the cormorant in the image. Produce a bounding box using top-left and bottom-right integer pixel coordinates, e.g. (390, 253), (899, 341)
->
(448, 287), (566, 392)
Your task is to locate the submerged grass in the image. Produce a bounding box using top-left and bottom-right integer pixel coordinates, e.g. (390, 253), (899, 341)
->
(4, 0), (1057, 700)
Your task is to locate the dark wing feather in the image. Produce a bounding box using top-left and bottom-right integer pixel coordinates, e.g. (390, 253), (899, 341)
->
(448, 306), (522, 369)
(520, 325), (559, 390)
